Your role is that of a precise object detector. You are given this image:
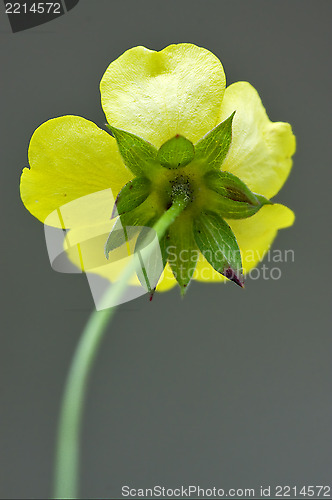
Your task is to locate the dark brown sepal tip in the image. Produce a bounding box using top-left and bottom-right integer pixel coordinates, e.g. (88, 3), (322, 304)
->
(224, 267), (245, 288)
(180, 282), (189, 297)
(111, 195), (120, 219)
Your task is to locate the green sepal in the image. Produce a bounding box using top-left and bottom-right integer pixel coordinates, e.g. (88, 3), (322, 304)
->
(112, 177), (151, 218)
(166, 216), (198, 295)
(255, 193), (272, 206)
(104, 221), (138, 258)
(107, 124), (159, 177)
(193, 211), (244, 287)
(205, 170), (259, 204)
(204, 170), (272, 219)
(157, 135), (195, 169)
(134, 222), (167, 295)
(133, 215), (168, 267)
(105, 204), (156, 258)
(195, 112), (235, 171)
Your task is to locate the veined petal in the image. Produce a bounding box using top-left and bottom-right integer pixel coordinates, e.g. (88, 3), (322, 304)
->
(100, 44), (226, 148)
(194, 204), (295, 282)
(218, 82), (296, 198)
(20, 116), (132, 226)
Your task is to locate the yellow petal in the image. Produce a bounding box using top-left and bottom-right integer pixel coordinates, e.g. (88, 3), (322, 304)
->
(218, 82), (296, 198)
(229, 203), (295, 273)
(155, 263), (177, 292)
(20, 116), (132, 226)
(194, 204), (295, 282)
(100, 44), (226, 148)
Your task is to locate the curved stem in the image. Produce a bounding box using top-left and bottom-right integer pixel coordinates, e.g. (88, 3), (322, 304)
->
(53, 198), (187, 499)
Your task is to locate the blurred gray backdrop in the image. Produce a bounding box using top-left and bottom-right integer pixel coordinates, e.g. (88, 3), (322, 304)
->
(0, 1), (331, 499)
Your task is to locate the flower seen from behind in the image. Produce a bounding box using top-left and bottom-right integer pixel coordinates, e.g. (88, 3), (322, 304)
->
(20, 44), (296, 294)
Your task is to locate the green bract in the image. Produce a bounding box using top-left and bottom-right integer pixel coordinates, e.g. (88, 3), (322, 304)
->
(106, 114), (273, 292)
(157, 135), (195, 169)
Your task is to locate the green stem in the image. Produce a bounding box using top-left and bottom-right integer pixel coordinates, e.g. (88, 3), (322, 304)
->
(53, 197), (187, 499)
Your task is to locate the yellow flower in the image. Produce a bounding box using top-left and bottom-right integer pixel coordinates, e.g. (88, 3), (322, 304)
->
(20, 44), (295, 293)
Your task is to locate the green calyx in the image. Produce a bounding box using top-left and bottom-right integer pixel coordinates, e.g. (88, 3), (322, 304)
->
(106, 114), (273, 293)
(157, 135), (195, 169)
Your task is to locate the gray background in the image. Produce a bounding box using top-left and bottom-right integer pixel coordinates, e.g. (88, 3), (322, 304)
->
(0, 1), (331, 499)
